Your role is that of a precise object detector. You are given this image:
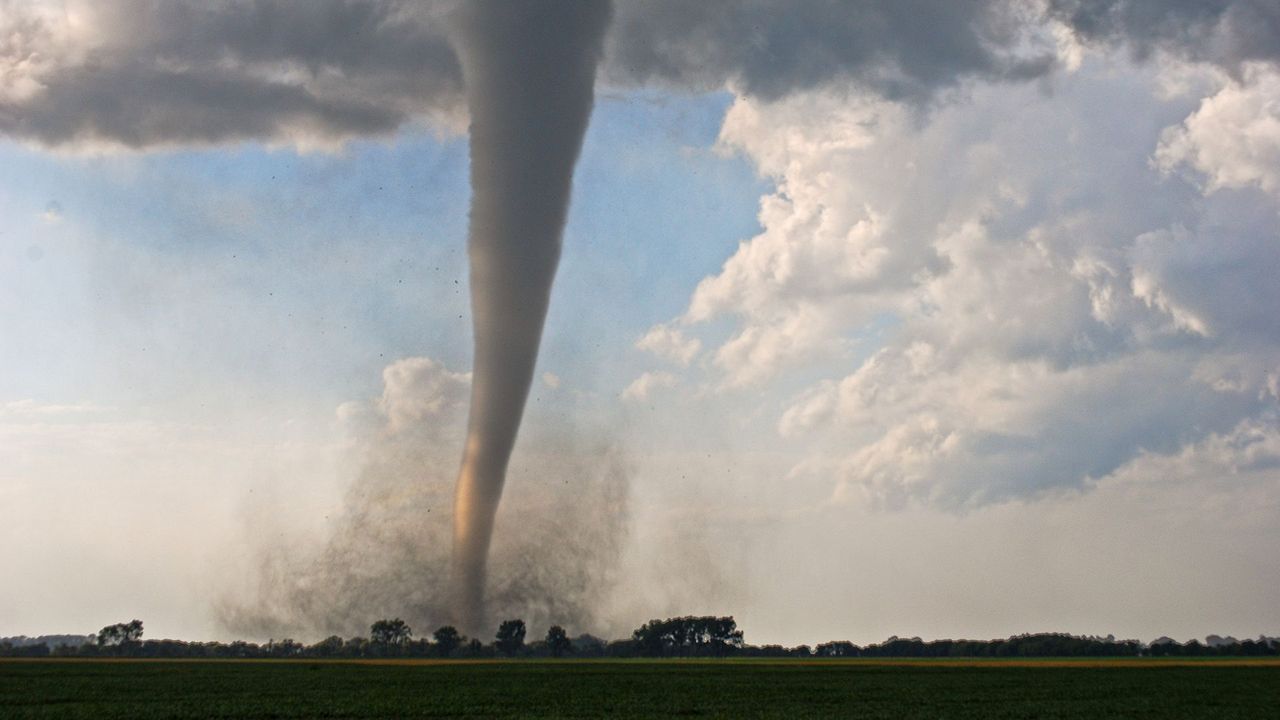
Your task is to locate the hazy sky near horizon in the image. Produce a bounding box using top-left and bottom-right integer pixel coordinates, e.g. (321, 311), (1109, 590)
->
(3, 0), (1280, 645)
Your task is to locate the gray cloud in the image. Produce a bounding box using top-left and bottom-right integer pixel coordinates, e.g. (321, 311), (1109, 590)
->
(0, 0), (464, 149)
(1048, 0), (1280, 72)
(604, 0), (1058, 102)
(7, 1), (1278, 151)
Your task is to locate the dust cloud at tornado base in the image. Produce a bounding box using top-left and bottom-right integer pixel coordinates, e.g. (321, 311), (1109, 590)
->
(216, 355), (750, 642)
(218, 359), (633, 641)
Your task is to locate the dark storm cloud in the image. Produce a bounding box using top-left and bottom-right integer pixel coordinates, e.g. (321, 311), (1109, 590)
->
(4, 1), (1280, 150)
(0, 0), (464, 148)
(603, 0), (1058, 102)
(1047, 0), (1280, 72)
(4, 62), (410, 148)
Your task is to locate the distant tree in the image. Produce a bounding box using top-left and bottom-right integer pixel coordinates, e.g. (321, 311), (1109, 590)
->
(13, 623), (1280, 660)
(640, 618), (666, 655)
(97, 620), (144, 648)
(2, 642), (49, 657)
(572, 634), (607, 657)
(371, 619), (412, 648)
(815, 641), (858, 657)
(433, 626), (462, 657)
(496, 619), (527, 657)
(631, 616), (744, 657)
(268, 638), (302, 657)
(604, 639), (638, 658)
(310, 635), (345, 657)
(546, 625), (571, 658)
(406, 637), (432, 657)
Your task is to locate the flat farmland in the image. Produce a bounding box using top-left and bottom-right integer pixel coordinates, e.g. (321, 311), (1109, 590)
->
(3, 658), (1278, 719)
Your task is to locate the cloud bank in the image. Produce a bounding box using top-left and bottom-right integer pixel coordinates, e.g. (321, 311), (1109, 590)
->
(1048, 0), (1280, 72)
(647, 55), (1280, 508)
(5, 1), (1276, 151)
(0, 0), (465, 149)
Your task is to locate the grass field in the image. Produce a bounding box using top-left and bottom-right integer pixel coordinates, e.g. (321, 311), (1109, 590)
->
(3, 658), (1279, 718)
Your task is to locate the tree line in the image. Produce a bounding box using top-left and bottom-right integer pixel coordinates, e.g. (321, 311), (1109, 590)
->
(3, 617), (1278, 658)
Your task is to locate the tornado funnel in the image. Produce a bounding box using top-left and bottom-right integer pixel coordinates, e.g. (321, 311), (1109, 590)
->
(450, 0), (612, 633)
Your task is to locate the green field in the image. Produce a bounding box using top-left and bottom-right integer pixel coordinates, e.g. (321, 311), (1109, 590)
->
(3, 659), (1278, 718)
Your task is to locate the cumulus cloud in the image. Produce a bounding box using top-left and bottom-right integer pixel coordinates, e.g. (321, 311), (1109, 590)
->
(808, 345), (1264, 508)
(660, 52), (1280, 507)
(376, 356), (469, 434)
(635, 325), (700, 366)
(1129, 219), (1280, 343)
(1155, 66), (1280, 195)
(661, 92), (924, 386)
(621, 371), (678, 402)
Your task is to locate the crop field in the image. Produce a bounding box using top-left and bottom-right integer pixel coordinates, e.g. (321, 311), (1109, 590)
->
(3, 658), (1279, 718)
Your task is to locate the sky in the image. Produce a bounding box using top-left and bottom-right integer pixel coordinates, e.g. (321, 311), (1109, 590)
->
(2, 0), (1279, 646)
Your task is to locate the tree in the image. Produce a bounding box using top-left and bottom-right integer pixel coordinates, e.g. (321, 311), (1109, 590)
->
(815, 641), (858, 657)
(310, 635), (345, 657)
(97, 620), (144, 648)
(268, 638), (302, 657)
(631, 616), (744, 657)
(370, 618), (412, 648)
(433, 626), (462, 657)
(495, 619), (527, 657)
(546, 625), (571, 658)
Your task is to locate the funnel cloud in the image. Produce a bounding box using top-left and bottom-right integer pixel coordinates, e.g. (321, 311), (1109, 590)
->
(449, 0), (613, 633)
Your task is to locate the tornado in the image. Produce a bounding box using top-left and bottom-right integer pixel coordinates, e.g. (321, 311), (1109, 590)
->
(449, 0), (613, 633)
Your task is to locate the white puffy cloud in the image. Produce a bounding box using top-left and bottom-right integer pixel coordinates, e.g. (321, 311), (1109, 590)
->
(635, 325), (701, 366)
(800, 344), (1265, 508)
(660, 55), (1280, 508)
(375, 356), (470, 434)
(621, 371), (678, 402)
(1156, 66), (1280, 196)
(657, 93), (928, 386)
